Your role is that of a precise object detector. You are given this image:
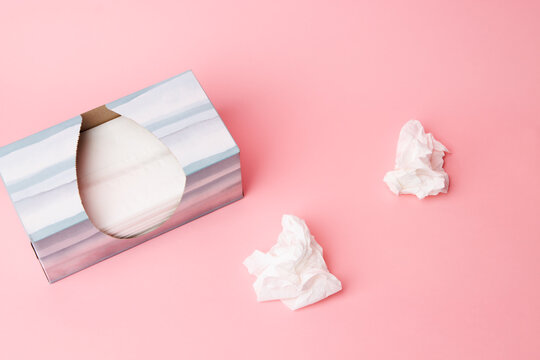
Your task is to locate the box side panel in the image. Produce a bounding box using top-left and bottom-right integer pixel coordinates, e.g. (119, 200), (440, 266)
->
(34, 153), (242, 282)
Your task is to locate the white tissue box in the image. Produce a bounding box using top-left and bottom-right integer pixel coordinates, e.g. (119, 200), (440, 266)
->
(0, 71), (243, 283)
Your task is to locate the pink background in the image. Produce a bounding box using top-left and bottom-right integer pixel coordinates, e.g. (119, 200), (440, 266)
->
(1, 1), (539, 359)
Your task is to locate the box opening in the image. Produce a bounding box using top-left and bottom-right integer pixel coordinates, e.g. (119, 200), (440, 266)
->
(76, 105), (187, 239)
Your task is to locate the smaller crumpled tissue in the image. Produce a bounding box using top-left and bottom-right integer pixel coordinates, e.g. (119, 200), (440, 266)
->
(383, 119), (449, 199)
(243, 215), (342, 310)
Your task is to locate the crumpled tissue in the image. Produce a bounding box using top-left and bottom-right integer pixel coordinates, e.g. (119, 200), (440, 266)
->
(243, 215), (342, 310)
(383, 120), (449, 199)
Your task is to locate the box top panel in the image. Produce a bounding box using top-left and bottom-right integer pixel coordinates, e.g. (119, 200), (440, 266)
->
(0, 70), (239, 243)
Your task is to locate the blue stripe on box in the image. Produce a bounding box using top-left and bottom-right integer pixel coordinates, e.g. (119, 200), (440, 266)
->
(30, 211), (89, 242)
(184, 146), (240, 175)
(6, 157), (75, 194)
(145, 102), (216, 132)
(0, 116), (81, 158)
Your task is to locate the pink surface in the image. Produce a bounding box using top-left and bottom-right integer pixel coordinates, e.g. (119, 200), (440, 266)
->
(1, 1), (539, 359)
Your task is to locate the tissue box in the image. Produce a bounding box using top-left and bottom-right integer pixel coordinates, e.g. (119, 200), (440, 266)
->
(0, 71), (243, 283)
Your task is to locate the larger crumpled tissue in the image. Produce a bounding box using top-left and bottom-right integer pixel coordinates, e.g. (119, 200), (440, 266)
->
(383, 120), (449, 199)
(243, 215), (342, 310)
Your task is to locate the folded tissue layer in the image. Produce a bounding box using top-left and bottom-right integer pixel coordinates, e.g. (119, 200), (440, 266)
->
(383, 120), (449, 199)
(243, 215), (342, 310)
(77, 116), (186, 238)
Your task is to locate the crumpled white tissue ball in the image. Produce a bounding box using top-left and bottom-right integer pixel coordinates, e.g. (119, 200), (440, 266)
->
(243, 215), (342, 310)
(383, 120), (449, 199)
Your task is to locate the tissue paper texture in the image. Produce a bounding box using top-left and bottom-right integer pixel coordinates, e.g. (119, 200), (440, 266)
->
(244, 215), (342, 310)
(77, 116), (187, 239)
(383, 120), (449, 199)
(0, 70), (243, 282)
